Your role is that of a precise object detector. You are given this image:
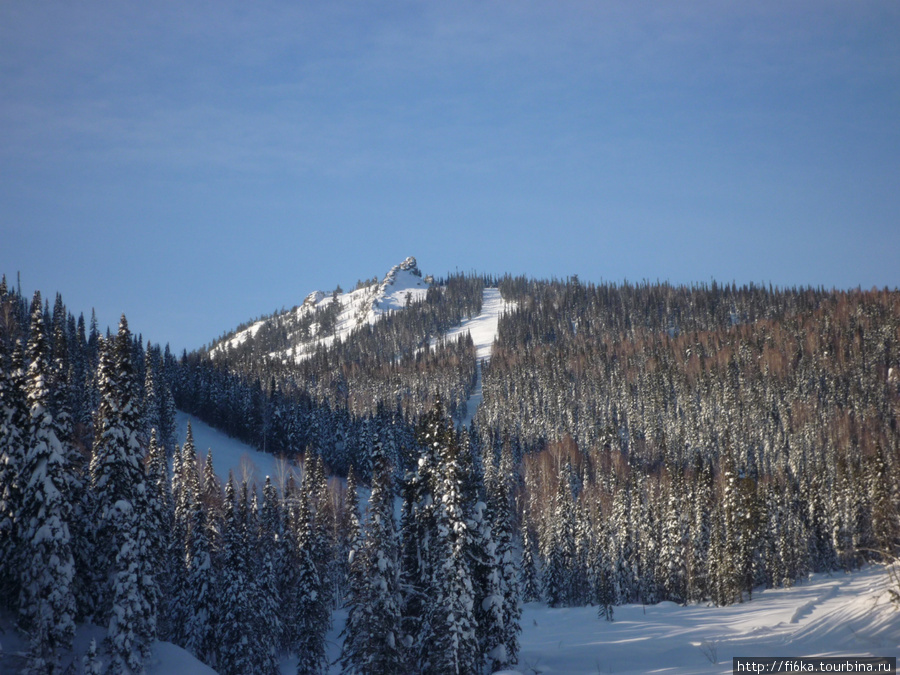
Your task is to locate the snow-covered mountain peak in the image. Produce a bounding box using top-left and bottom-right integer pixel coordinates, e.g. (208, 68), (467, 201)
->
(212, 256), (431, 363)
(302, 290), (326, 307)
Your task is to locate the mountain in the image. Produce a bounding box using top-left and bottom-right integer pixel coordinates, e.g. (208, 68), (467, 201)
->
(210, 256), (432, 364)
(2, 265), (899, 675)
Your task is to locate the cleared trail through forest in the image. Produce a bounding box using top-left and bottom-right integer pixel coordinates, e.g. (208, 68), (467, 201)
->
(446, 287), (511, 428)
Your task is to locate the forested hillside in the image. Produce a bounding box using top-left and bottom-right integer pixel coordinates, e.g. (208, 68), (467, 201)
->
(0, 275), (519, 674)
(482, 277), (900, 609)
(1, 268), (898, 674)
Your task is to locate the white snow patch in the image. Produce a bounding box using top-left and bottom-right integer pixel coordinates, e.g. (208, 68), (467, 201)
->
(439, 287), (514, 428)
(431, 287), (513, 362)
(0, 617), (217, 675)
(218, 319), (265, 351)
(175, 410), (298, 488)
(517, 565), (899, 675)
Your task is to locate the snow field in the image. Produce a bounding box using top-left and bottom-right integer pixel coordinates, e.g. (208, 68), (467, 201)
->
(513, 565), (899, 675)
(175, 410), (298, 488)
(437, 287), (514, 363)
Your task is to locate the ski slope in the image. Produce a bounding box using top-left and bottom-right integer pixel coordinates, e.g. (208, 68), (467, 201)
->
(446, 287), (514, 427)
(435, 287), (512, 362)
(175, 410), (299, 487)
(316, 563), (900, 675)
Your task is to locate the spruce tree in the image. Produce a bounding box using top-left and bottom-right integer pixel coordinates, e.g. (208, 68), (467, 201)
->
(484, 441), (521, 669)
(217, 475), (255, 675)
(520, 524), (541, 603)
(89, 317), (158, 668)
(295, 462), (329, 675)
(279, 473), (304, 654)
(105, 499), (151, 675)
(255, 478), (283, 675)
(18, 293), (77, 674)
(419, 401), (479, 675)
(398, 414), (440, 664)
(145, 430), (174, 638)
(0, 335), (26, 611)
(174, 425), (216, 663)
(545, 467), (576, 607)
(659, 468), (687, 604)
(82, 638), (103, 675)
(340, 440), (403, 674)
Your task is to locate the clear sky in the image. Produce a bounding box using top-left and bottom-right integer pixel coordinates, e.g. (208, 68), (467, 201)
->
(2, 1), (898, 353)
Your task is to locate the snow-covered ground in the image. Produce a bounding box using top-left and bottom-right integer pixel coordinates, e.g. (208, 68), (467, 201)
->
(0, 617), (219, 675)
(443, 287), (514, 427)
(3, 563), (896, 674)
(436, 287), (513, 363)
(5, 563), (894, 674)
(175, 410), (300, 488)
(511, 565), (899, 675)
(296, 563), (900, 675)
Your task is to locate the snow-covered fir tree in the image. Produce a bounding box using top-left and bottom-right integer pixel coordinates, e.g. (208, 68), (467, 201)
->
(17, 293), (77, 675)
(216, 475), (255, 675)
(173, 424), (217, 664)
(544, 465), (576, 607)
(419, 401), (479, 675)
(0, 334), (27, 611)
(340, 439), (403, 674)
(254, 478), (284, 675)
(294, 461), (330, 675)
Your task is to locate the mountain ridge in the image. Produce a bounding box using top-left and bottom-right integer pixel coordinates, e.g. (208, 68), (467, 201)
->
(210, 255), (431, 363)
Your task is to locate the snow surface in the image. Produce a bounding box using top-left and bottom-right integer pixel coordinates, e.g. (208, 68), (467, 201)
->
(212, 256), (429, 363)
(3, 422), (897, 675)
(3, 564), (897, 674)
(0, 617), (217, 675)
(179, 563), (900, 675)
(435, 287), (513, 363)
(175, 410), (299, 488)
(514, 565), (899, 675)
(442, 287), (513, 428)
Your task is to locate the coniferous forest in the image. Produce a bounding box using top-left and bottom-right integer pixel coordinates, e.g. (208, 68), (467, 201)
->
(1, 270), (899, 674)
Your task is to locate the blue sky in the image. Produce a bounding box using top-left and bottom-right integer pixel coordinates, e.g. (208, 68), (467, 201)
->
(2, 1), (898, 353)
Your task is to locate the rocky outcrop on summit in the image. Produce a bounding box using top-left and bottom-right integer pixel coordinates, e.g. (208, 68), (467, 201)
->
(210, 257), (430, 363)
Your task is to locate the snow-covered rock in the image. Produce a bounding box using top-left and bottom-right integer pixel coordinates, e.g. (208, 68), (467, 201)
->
(211, 256), (430, 364)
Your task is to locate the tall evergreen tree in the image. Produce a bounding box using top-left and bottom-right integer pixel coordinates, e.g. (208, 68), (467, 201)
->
(255, 478), (283, 675)
(340, 440), (403, 674)
(105, 498), (152, 675)
(0, 335), (27, 611)
(145, 430), (174, 638)
(216, 475), (255, 675)
(89, 316), (158, 669)
(295, 462), (329, 675)
(545, 466), (576, 607)
(174, 425), (217, 664)
(399, 416), (440, 663)
(17, 293), (77, 674)
(419, 401), (479, 675)
(483, 440), (521, 669)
